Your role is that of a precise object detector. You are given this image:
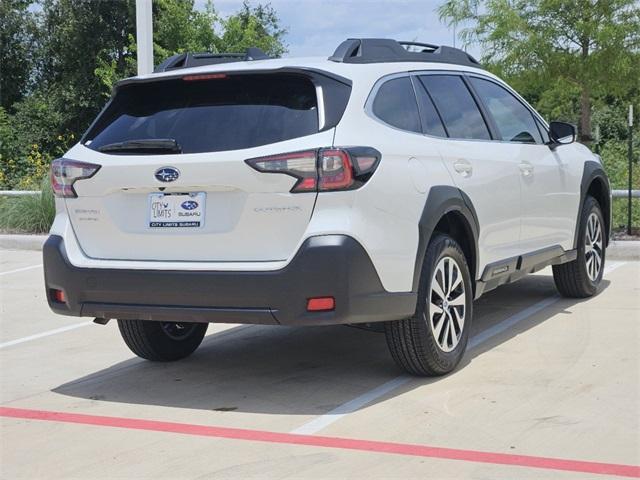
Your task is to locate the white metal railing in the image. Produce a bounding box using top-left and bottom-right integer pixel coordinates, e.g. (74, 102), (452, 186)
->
(613, 189), (640, 198)
(0, 190), (41, 197)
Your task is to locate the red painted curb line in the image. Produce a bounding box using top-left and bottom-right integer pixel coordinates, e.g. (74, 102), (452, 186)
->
(1, 406), (638, 478)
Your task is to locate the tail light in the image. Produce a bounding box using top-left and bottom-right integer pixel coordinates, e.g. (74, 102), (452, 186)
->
(51, 158), (101, 198)
(245, 147), (381, 193)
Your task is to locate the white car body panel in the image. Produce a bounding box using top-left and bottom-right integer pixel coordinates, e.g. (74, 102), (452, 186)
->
(516, 142), (583, 253)
(50, 54), (599, 296)
(435, 137), (522, 267)
(63, 130), (334, 262)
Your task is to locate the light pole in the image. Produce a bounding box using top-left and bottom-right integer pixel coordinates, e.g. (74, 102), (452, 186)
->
(628, 104), (634, 235)
(136, 0), (153, 75)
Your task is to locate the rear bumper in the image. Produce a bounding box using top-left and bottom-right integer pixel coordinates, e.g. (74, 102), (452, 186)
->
(43, 234), (416, 326)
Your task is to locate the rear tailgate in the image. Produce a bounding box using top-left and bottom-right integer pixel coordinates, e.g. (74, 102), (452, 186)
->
(64, 71), (350, 262)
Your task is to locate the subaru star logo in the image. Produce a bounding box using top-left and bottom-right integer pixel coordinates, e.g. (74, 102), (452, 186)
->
(154, 167), (180, 183)
(181, 200), (199, 210)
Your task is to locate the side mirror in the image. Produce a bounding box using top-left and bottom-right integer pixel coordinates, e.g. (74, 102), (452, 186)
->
(548, 121), (576, 146)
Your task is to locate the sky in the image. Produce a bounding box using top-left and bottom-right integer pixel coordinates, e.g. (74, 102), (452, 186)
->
(195, 0), (482, 60)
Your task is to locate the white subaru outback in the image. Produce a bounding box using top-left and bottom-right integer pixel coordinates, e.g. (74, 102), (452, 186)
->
(44, 39), (610, 376)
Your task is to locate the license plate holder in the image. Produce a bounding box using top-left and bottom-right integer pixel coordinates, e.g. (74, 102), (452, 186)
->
(148, 192), (206, 228)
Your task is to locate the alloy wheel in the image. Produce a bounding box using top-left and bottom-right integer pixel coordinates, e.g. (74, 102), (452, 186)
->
(161, 322), (196, 341)
(428, 256), (466, 352)
(585, 212), (603, 282)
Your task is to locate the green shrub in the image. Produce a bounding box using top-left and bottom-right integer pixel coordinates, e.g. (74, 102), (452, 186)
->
(600, 139), (639, 231)
(612, 197), (639, 232)
(0, 176), (55, 233)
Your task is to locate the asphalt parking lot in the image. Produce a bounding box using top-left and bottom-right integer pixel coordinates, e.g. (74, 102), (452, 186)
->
(0, 248), (639, 479)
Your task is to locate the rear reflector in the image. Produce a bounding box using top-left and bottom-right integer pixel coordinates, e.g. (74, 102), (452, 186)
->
(245, 147), (380, 193)
(307, 297), (335, 312)
(51, 289), (66, 303)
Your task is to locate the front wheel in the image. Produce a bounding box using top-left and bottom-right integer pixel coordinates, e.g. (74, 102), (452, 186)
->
(553, 196), (605, 298)
(385, 234), (473, 376)
(118, 319), (208, 361)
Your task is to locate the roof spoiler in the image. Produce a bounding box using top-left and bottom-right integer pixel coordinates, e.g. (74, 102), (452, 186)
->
(154, 47), (270, 73)
(328, 38), (481, 68)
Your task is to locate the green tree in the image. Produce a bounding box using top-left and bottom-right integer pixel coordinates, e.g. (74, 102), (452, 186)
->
(38, 0), (136, 133)
(1, 0), (288, 190)
(0, 0), (39, 110)
(438, 0), (640, 141)
(153, 0), (219, 64)
(218, 1), (287, 56)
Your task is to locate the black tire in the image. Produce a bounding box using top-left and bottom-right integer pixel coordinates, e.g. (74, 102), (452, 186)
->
(552, 196), (606, 298)
(117, 319), (208, 361)
(385, 234), (473, 376)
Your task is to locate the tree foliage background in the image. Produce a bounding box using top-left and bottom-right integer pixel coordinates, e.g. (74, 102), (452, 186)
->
(439, 0), (639, 229)
(0, 0), (637, 230)
(0, 0), (286, 189)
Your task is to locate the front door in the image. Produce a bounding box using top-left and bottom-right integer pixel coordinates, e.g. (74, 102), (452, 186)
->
(467, 75), (579, 253)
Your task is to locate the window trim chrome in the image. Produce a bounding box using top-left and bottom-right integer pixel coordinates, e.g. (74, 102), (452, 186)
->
(315, 84), (326, 131)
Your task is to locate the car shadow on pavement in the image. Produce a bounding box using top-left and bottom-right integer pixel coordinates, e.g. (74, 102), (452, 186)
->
(53, 274), (611, 416)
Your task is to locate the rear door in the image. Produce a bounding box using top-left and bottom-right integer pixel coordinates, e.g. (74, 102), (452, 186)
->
(65, 72), (345, 262)
(416, 73), (522, 267)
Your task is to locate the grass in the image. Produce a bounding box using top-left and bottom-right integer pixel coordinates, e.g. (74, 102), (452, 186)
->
(612, 196), (639, 235)
(0, 176), (55, 234)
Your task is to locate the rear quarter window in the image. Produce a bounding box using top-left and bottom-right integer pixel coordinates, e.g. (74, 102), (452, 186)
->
(371, 77), (422, 133)
(85, 74), (320, 154)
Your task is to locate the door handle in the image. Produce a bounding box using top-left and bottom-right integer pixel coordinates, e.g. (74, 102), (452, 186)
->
(519, 162), (534, 177)
(453, 160), (473, 177)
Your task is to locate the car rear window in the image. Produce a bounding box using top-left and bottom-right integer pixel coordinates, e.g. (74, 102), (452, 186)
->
(84, 74), (320, 154)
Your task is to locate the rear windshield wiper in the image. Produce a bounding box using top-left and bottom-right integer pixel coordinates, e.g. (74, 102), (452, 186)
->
(96, 138), (182, 154)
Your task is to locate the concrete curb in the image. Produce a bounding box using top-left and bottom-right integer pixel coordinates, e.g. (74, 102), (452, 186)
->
(0, 234), (47, 251)
(607, 240), (640, 261)
(1, 234), (638, 260)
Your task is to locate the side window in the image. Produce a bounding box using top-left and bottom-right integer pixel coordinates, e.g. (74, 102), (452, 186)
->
(372, 77), (421, 133)
(469, 77), (543, 144)
(419, 75), (491, 140)
(413, 79), (447, 137)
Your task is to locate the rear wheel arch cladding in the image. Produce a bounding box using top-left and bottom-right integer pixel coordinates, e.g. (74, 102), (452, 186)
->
(413, 186), (480, 294)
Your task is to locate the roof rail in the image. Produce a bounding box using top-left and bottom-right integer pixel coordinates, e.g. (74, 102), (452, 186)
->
(154, 47), (270, 73)
(328, 38), (481, 68)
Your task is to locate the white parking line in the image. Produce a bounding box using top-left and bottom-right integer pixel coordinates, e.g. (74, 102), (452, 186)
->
(0, 264), (42, 276)
(0, 322), (92, 350)
(291, 261), (626, 435)
(290, 376), (412, 435)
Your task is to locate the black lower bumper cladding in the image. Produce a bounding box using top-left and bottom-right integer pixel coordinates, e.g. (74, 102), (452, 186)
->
(43, 235), (416, 326)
